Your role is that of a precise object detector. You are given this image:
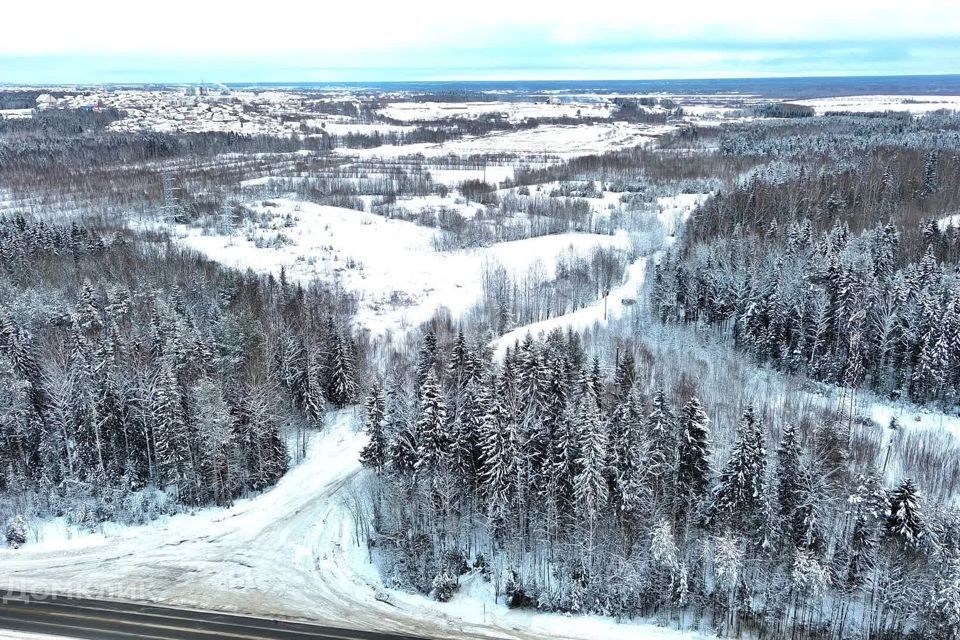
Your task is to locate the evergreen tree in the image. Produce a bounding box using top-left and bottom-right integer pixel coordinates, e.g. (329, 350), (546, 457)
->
(480, 386), (521, 529)
(414, 371), (449, 479)
(776, 423), (805, 546)
(327, 332), (357, 408)
(676, 396), (711, 521)
(415, 331), (439, 398)
(709, 406), (766, 533)
(647, 387), (677, 514)
(922, 149), (940, 200)
(360, 379), (388, 473)
(448, 329), (471, 398)
(886, 477), (925, 549)
(574, 392), (608, 559)
(614, 350), (636, 400)
(301, 347), (326, 427)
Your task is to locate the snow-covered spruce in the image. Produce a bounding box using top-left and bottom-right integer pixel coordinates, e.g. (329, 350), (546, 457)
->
(361, 327), (959, 638)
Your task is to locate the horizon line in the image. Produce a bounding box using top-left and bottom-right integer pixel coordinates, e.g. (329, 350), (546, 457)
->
(4, 71), (960, 88)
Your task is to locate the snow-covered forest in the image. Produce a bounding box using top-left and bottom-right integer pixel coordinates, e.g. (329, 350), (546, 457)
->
(2, 85), (960, 640)
(0, 212), (362, 534)
(356, 110), (960, 639)
(360, 320), (958, 638)
(655, 115), (960, 406)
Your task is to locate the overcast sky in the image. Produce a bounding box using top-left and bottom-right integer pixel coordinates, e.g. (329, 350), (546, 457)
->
(2, 0), (959, 83)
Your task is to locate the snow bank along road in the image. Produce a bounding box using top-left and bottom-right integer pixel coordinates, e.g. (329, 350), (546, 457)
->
(0, 591), (428, 640)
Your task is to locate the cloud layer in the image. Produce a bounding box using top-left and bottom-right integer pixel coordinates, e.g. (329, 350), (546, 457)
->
(2, 0), (959, 82)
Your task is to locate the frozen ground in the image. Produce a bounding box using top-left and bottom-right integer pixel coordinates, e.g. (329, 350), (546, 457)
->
(174, 198), (632, 336)
(0, 411), (710, 640)
(793, 95), (960, 115)
(938, 212), (960, 231)
(428, 166), (516, 188)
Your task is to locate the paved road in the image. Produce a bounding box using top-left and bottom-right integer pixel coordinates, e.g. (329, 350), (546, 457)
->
(0, 591), (432, 640)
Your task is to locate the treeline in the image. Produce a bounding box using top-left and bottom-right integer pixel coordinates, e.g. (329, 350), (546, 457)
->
(0, 213), (362, 538)
(655, 217), (960, 408)
(718, 113), (960, 158)
(329, 114), (532, 149)
(328, 114), (611, 150)
(656, 112), (960, 409)
(685, 145), (959, 254)
(0, 115), (331, 175)
(0, 91), (68, 110)
(751, 103), (815, 118)
(0, 108), (122, 135)
(611, 97), (676, 123)
(513, 144), (751, 187)
(360, 329), (960, 638)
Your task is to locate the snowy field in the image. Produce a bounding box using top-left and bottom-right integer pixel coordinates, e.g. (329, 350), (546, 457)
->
(793, 95), (960, 115)
(335, 122), (669, 160)
(175, 198), (632, 336)
(428, 166), (516, 187)
(378, 100), (614, 123)
(306, 120), (415, 136)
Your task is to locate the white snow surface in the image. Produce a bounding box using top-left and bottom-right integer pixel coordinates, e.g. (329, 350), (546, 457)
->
(870, 399), (960, 440)
(334, 122), (667, 161)
(377, 101), (614, 123)
(175, 199), (631, 337)
(793, 95), (960, 115)
(492, 193), (708, 358)
(938, 212), (960, 231)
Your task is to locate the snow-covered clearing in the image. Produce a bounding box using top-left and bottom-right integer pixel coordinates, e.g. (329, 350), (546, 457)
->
(175, 198), (631, 336)
(492, 193), (708, 358)
(308, 120), (414, 136)
(380, 194), (485, 219)
(334, 122), (666, 161)
(793, 95), (960, 115)
(868, 398), (960, 440)
(493, 249), (647, 360)
(428, 166), (515, 187)
(377, 101), (613, 123)
(0, 109), (33, 120)
(1, 411), (709, 640)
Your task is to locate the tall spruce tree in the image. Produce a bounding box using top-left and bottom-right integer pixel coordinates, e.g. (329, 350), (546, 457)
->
(360, 379), (388, 473)
(676, 396), (711, 522)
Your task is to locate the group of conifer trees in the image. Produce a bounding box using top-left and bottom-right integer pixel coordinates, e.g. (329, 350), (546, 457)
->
(654, 171), (960, 409)
(361, 328), (960, 638)
(0, 214), (360, 533)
